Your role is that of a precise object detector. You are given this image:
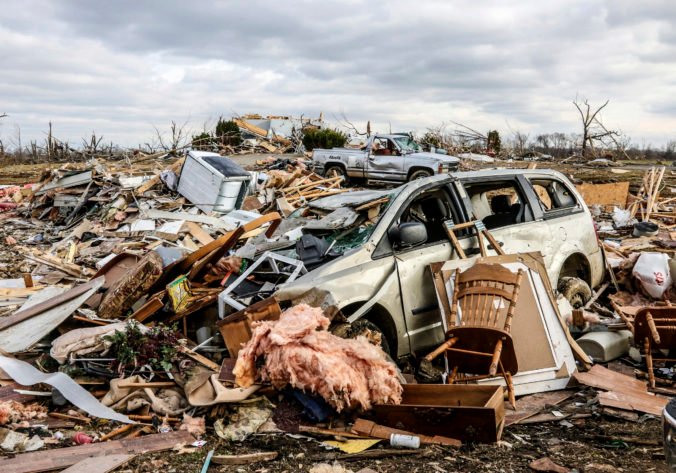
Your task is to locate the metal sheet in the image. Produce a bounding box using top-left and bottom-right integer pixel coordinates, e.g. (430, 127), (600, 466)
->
(0, 355), (133, 423)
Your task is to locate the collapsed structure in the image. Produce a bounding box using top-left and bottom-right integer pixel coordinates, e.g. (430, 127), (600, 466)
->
(0, 149), (672, 472)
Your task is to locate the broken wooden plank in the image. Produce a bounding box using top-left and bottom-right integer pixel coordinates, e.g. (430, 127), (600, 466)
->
(178, 345), (220, 371)
(505, 390), (575, 426)
(573, 364), (648, 394)
(0, 431), (192, 473)
(185, 222), (214, 245)
(211, 452), (278, 465)
(598, 390), (667, 417)
(59, 454), (134, 473)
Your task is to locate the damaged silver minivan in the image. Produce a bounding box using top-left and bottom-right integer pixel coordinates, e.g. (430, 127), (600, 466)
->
(276, 169), (604, 359)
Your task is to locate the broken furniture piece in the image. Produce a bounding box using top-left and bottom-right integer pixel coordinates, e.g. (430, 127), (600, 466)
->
(427, 252), (581, 397)
(373, 383), (505, 443)
(443, 219), (506, 258)
(634, 307), (676, 389)
(216, 297), (282, 357)
(218, 252), (306, 314)
(424, 263), (523, 408)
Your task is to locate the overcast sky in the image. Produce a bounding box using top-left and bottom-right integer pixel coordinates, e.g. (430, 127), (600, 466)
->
(1, 0), (676, 149)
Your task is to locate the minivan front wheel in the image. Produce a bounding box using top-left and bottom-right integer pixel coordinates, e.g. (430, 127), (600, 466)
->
(332, 319), (391, 357)
(558, 276), (592, 308)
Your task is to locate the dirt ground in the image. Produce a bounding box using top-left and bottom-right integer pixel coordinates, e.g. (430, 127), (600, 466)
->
(127, 413), (665, 473)
(0, 157), (670, 472)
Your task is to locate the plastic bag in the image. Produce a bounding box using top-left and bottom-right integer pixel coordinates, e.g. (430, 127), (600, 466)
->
(632, 252), (672, 299)
(612, 206), (635, 228)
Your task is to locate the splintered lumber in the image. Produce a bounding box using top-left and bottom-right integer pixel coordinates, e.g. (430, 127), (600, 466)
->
(574, 364), (667, 416)
(211, 452), (278, 465)
(59, 454), (134, 473)
(178, 345), (220, 371)
(0, 430), (193, 473)
(22, 251), (94, 278)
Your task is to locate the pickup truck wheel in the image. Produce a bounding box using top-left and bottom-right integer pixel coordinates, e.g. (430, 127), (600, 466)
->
(558, 276), (592, 309)
(409, 169), (432, 181)
(325, 165), (348, 183)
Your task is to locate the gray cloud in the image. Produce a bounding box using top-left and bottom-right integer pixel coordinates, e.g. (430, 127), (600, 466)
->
(1, 0), (676, 148)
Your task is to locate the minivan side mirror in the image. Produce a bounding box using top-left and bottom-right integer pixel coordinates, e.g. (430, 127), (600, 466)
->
(388, 222), (428, 249)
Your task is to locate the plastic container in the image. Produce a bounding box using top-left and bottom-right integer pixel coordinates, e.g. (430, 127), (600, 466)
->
(390, 433), (420, 449)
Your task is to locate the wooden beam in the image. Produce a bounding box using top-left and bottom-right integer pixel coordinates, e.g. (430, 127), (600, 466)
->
(0, 431), (192, 473)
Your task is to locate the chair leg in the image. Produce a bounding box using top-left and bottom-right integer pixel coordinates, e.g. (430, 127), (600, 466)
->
(424, 337), (458, 362)
(489, 339), (503, 376)
(448, 366), (459, 383)
(500, 361), (516, 409)
(645, 337), (655, 389)
(505, 372), (516, 409)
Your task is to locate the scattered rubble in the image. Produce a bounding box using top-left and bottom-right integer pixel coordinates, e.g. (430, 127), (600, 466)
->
(0, 153), (671, 472)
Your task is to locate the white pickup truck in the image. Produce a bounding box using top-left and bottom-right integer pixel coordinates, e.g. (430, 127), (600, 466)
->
(311, 133), (460, 185)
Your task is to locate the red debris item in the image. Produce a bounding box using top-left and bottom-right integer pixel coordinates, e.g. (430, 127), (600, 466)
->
(0, 202), (18, 210)
(73, 432), (93, 444)
(234, 304), (403, 411)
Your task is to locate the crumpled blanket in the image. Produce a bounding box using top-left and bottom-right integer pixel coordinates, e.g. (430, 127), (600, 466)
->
(50, 322), (132, 364)
(180, 366), (260, 406)
(101, 375), (188, 416)
(233, 304), (402, 411)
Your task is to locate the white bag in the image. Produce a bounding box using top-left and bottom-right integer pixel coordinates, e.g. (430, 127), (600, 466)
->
(632, 252), (672, 299)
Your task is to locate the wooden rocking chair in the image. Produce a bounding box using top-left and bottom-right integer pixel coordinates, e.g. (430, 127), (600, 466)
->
(634, 307), (676, 389)
(424, 263), (524, 408)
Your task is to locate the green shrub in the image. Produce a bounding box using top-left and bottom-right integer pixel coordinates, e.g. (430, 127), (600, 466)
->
(302, 128), (348, 151)
(215, 118), (242, 146)
(191, 131), (212, 150)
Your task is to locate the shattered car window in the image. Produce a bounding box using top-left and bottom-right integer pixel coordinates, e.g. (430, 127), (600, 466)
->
(393, 136), (422, 153)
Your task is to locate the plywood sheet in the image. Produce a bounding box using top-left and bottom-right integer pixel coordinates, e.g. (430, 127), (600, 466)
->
(576, 181), (629, 209)
(60, 454), (134, 473)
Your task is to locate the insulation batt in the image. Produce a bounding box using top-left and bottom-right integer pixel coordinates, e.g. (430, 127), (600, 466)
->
(234, 304), (402, 411)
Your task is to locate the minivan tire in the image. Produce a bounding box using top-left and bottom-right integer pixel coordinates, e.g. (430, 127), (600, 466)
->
(558, 276), (592, 308)
(333, 319), (391, 357)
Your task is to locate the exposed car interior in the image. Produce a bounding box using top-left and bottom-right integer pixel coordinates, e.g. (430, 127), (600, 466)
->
(371, 138), (400, 156)
(464, 182), (533, 229)
(400, 190), (452, 243)
(529, 178), (577, 212)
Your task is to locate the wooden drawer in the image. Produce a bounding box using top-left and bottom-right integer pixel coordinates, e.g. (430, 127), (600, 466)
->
(373, 384), (505, 443)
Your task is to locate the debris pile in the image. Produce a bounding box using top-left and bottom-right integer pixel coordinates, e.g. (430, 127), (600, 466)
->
(0, 153), (670, 472)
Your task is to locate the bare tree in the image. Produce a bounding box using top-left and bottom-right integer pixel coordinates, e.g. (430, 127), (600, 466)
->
(573, 97), (619, 158)
(512, 131), (530, 156)
(449, 121), (487, 150)
(535, 134), (551, 151)
(334, 112), (369, 137)
(153, 120), (190, 152)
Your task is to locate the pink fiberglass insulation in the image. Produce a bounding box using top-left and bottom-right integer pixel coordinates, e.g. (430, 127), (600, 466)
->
(233, 304), (402, 411)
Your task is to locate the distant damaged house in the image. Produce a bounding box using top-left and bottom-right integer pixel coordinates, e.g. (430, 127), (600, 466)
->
(233, 114), (324, 153)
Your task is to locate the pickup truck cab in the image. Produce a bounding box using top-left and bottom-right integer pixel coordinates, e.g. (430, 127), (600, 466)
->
(276, 169), (604, 359)
(312, 133), (460, 185)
